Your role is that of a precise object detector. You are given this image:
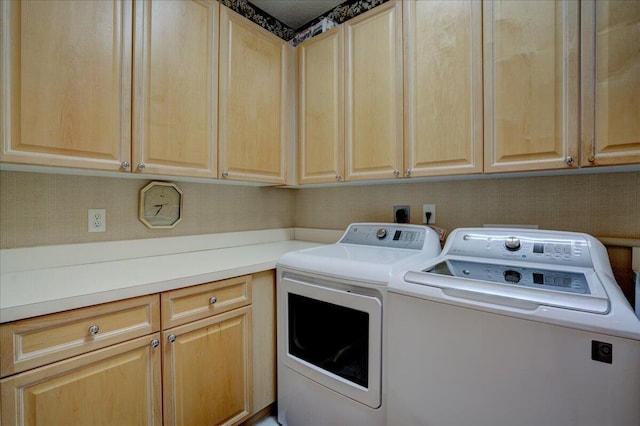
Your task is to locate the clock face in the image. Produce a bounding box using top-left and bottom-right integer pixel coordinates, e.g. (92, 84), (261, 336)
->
(139, 182), (183, 228)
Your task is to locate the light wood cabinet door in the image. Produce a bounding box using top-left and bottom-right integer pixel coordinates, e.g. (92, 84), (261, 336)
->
(404, 0), (483, 177)
(0, 333), (162, 426)
(163, 306), (252, 426)
(132, 0), (218, 177)
(581, 0), (640, 166)
(483, 0), (579, 173)
(345, 1), (403, 181)
(0, 0), (132, 171)
(298, 26), (345, 184)
(218, 6), (292, 184)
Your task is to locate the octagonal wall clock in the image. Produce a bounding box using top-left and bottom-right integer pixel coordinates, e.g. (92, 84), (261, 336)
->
(139, 181), (183, 229)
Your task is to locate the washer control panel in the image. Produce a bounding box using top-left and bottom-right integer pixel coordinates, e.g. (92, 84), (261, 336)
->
(447, 229), (593, 268)
(427, 260), (591, 294)
(340, 223), (428, 250)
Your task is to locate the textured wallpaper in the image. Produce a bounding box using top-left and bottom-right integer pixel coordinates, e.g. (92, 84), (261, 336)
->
(0, 172), (296, 248)
(295, 171), (640, 239)
(1, 170), (638, 249)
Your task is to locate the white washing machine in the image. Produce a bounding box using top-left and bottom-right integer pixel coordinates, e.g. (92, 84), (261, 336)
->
(388, 228), (640, 426)
(277, 223), (441, 426)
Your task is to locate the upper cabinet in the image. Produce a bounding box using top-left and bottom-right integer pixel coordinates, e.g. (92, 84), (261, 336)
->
(345, 1), (403, 181)
(581, 0), (640, 166)
(403, 0), (483, 177)
(3, 0), (637, 185)
(132, 0), (218, 178)
(218, 6), (293, 185)
(298, 27), (345, 184)
(483, 0), (580, 173)
(0, 0), (132, 171)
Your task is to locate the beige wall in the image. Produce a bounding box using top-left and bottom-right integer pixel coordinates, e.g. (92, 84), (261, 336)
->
(0, 171), (295, 248)
(1, 170), (638, 249)
(295, 171), (640, 239)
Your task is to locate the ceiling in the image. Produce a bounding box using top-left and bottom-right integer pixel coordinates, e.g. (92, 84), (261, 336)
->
(250, 0), (345, 29)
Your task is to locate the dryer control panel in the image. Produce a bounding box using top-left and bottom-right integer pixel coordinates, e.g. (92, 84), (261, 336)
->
(339, 223), (430, 250)
(445, 229), (593, 268)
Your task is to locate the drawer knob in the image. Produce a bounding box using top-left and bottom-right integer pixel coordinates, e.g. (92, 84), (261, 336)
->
(88, 325), (100, 336)
(150, 339), (160, 348)
(209, 296), (218, 305)
(168, 334), (176, 343)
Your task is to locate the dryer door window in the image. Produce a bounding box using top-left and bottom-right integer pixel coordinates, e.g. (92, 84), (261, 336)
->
(288, 293), (369, 387)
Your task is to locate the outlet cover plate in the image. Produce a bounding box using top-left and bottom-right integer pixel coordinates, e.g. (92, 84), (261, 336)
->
(88, 209), (106, 232)
(422, 204), (436, 224)
(393, 205), (410, 223)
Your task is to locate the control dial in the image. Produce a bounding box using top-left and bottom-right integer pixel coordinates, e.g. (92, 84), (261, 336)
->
(376, 228), (388, 239)
(505, 237), (521, 251)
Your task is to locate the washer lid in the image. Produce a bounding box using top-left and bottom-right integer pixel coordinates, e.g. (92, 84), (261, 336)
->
(404, 260), (609, 314)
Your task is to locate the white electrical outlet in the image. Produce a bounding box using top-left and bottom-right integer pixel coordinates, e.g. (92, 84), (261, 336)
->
(88, 209), (106, 232)
(422, 204), (436, 224)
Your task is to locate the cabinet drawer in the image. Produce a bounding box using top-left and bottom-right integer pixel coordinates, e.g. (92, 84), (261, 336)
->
(161, 275), (252, 329)
(0, 294), (160, 378)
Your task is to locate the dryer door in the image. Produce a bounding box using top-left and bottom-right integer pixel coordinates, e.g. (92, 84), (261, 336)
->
(279, 275), (382, 408)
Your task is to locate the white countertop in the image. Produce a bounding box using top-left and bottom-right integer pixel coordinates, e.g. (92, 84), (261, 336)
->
(0, 228), (340, 323)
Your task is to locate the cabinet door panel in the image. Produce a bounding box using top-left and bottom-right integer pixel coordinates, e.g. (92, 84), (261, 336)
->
(404, 0), (483, 177)
(581, 0), (640, 166)
(0, 0), (132, 170)
(345, 1), (403, 181)
(298, 27), (345, 184)
(133, 0), (218, 177)
(163, 307), (252, 426)
(219, 7), (290, 184)
(484, 0), (579, 172)
(0, 334), (162, 426)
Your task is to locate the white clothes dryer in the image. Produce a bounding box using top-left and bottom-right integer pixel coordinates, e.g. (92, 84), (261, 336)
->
(277, 223), (441, 426)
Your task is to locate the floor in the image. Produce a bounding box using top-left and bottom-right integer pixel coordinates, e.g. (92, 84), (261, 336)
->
(255, 416), (279, 426)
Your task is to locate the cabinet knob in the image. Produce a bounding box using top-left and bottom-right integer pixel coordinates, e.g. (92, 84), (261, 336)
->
(335, 174), (342, 181)
(565, 156), (574, 166)
(588, 155), (595, 163)
(405, 168), (411, 177)
(121, 161), (130, 170)
(222, 171), (229, 178)
(137, 163), (146, 171)
(393, 169), (400, 177)
(209, 296), (218, 305)
(150, 339), (160, 348)
(168, 334), (176, 343)
(88, 325), (100, 336)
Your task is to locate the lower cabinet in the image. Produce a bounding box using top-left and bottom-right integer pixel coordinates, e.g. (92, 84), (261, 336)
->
(161, 276), (253, 426)
(0, 294), (162, 426)
(0, 272), (276, 426)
